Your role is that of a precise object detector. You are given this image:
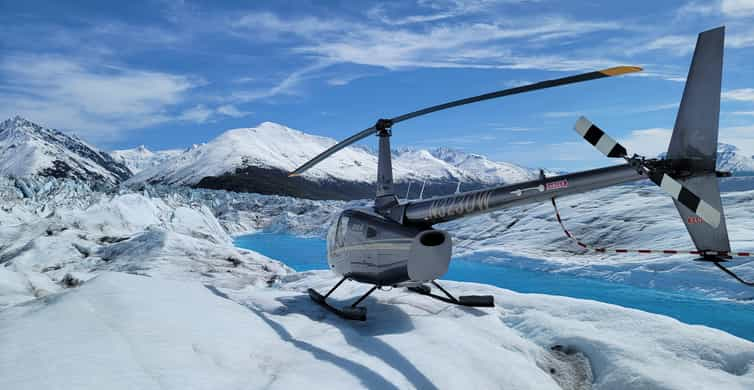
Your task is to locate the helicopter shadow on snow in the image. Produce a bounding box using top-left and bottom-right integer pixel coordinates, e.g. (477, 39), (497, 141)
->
(204, 285), (404, 389)
(273, 292), (441, 390)
(205, 283), (488, 389)
(274, 289), (488, 337)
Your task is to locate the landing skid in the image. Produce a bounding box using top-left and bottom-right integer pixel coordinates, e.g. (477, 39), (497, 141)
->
(308, 278), (494, 321)
(409, 281), (494, 307)
(307, 277), (378, 321)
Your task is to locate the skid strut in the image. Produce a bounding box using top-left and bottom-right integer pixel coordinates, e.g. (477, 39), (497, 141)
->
(308, 277), (379, 321)
(409, 280), (494, 307)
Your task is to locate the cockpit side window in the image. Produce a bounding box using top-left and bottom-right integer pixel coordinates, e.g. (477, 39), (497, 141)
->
(335, 215), (349, 248)
(366, 226), (377, 238)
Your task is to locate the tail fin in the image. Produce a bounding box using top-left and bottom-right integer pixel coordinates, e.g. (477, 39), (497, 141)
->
(668, 26), (730, 254)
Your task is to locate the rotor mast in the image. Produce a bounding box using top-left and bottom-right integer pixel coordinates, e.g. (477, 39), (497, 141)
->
(375, 119), (398, 209)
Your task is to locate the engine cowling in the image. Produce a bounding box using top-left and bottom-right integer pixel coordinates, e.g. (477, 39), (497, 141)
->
(407, 229), (452, 281)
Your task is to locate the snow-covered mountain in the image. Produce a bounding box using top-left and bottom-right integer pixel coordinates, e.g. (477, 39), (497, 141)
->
(128, 122), (383, 185)
(427, 147), (548, 183)
(656, 142), (754, 173)
(717, 143), (754, 173)
(127, 122), (541, 198)
(0, 116), (131, 185)
(110, 145), (183, 174)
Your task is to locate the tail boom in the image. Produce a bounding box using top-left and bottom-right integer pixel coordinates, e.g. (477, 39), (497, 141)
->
(402, 164), (644, 225)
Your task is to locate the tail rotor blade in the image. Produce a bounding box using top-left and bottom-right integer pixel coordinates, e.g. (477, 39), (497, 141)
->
(572, 116), (721, 228)
(573, 116), (627, 158)
(646, 171), (721, 228)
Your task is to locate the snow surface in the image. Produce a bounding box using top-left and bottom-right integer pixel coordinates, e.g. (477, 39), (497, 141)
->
(110, 145), (183, 174)
(0, 177), (287, 309)
(127, 121), (541, 186)
(2, 177), (754, 389)
(0, 116), (131, 184)
(2, 271), (753, 390)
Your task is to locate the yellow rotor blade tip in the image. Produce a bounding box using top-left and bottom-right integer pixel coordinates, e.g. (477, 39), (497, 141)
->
(600, 66), (643, 76)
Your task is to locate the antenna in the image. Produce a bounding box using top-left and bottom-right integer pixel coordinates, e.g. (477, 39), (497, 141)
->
(405, 181), (412, 200)
(455, 180), (461, 194)
(419, 180), (426, 200)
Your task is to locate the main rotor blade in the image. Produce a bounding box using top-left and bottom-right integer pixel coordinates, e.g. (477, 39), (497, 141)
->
(392, 66), (642, 124)
(289, 66), (641, 176)
(289, 125), (376, 176)
(574, 116), (627, 158)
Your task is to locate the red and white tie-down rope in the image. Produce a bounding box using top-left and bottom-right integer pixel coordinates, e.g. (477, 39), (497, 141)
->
(549, 198), (751, 258)
(550, 197), (754, 286)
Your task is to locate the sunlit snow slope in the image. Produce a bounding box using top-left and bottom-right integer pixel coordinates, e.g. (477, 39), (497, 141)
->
(128, 121), (541, 186)
(0, 117), (131, 185)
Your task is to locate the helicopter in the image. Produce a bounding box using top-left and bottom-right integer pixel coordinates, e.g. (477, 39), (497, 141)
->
(289, 26), (749, 321)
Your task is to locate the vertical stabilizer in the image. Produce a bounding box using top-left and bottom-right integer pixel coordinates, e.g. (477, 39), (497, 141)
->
(668, 26), (724, 166)
(667, 26), (730, 253)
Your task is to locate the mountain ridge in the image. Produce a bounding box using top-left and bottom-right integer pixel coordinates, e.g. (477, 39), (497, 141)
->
(125, 121), (543, 187)
(0, 116), (131, 185)
(5, 116), (754, 200)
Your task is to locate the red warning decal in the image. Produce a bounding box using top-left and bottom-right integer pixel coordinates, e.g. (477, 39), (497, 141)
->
(545, 179), (569, 191)
(687, 216), (704, 224)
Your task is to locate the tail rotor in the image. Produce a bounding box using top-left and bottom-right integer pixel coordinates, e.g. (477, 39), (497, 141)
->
(573, 116), (721, 228)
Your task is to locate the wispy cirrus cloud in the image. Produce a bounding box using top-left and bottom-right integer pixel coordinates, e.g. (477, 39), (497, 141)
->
(216, 104), (251, 118)
(723, 88), (754, 102)
(676, 0), (754, 18)
(0, 55), (197, 137)
(720, 124), (754, 154)
(621, 128), (673, 157)
(365, 0), (504, 25)
(629, 35), (697, 56)
(0, 55), (246, 140)
(721, 0), (754, 16)
(230, 9), (625, 73)
(229, 61), (333, 102)
(290, 17), (624, 71)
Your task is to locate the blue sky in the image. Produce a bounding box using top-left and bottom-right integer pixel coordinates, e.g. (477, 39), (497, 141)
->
(2, 0), (754, 170)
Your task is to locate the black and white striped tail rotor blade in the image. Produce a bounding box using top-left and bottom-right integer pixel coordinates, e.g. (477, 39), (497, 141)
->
(572, 116), (721, 228)
(574, 116), (628, 158)
(647, 171), (721, 228)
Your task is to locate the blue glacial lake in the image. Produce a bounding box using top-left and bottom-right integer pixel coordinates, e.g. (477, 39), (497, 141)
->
(235, 232), (754, 342)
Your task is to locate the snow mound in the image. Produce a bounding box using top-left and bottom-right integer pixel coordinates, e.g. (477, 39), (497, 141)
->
(1, 271), (752, 390)
(0, 180), (288, 309)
